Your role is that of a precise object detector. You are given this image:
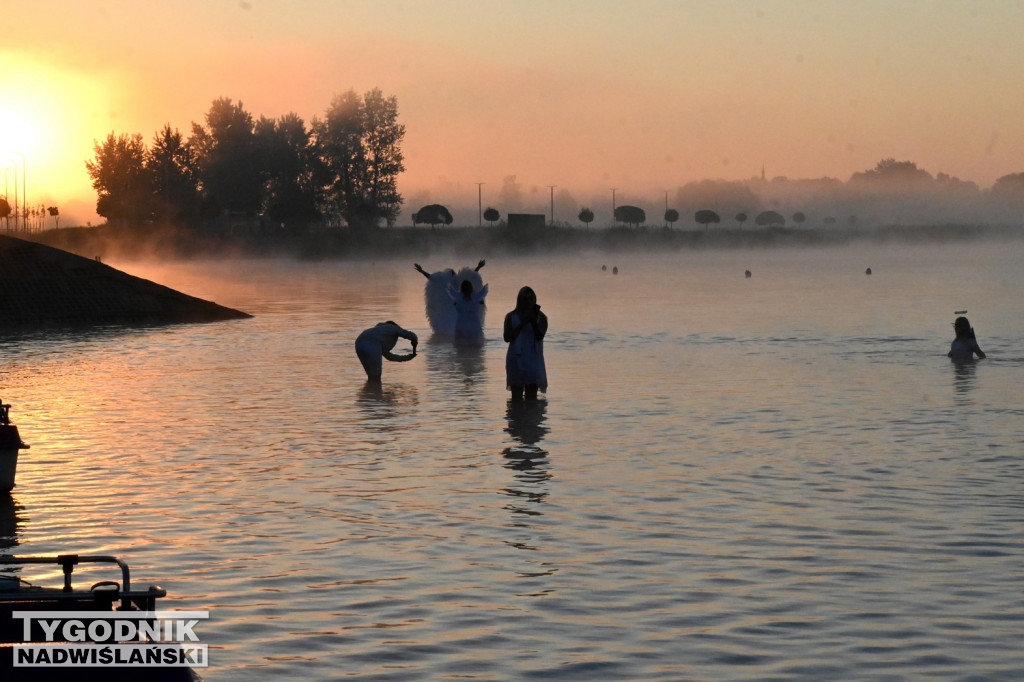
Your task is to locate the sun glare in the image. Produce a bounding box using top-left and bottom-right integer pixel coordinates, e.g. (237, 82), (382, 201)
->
(0, 51), (112, 209)
(0, 108), (37, 155)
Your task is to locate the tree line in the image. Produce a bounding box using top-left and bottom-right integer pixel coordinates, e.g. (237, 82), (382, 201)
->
(85, 89), (405, 231)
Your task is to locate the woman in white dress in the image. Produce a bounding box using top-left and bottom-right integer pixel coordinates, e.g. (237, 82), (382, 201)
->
(503, 286), (548, 401)
(414, 259), (486, 336)
(448, 279), (488, 345)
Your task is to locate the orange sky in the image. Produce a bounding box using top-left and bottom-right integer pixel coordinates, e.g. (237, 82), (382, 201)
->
(3, 1), (1023, 226)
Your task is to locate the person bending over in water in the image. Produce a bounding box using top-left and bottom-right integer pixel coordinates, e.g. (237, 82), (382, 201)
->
(948, 316), (986, 362)
(504, 286), (548, 401)
(355, 321), (418, 381)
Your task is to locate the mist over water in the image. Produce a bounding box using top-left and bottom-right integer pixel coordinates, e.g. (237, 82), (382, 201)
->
(3, 240), (1024, 679)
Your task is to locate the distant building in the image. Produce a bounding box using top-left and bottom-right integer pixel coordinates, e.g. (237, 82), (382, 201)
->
(507, 214), (546, 230)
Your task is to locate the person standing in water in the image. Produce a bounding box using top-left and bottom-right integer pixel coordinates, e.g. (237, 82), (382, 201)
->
(414, 260), (486, 336)
(948, 316), (986, 362)
(504, 286), (548, 401)
(449, 279), (489, 345)
(355, 321), (418, 381)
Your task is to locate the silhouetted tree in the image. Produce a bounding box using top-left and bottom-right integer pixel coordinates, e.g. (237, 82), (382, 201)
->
(754, 210), (785, 227)
(312, 88), (406, 228)
(735, 212), (748, 229)
(578, 207), (594, 229)
(991, 172), (1024, 202)
(483, 207), (500, 227)
(412, 204), (453, 228)
(190, 98), (263, 219)
(0, 198), (10, 226)
(675, 180), (759, 225)
(255, 112), (320, 229)
(823, 216), (837, 227)
(848, 158), (933, 190)
(614, 205), (645, 227)
(665, 208), (679, 228)
(792, 212), (806, 227)
(86, 132), (152, 226)
(47, 206), (59, 229)
(695, 209), (720, 230)
(147, 125), (200, 224)
(498, 175), (523, 211)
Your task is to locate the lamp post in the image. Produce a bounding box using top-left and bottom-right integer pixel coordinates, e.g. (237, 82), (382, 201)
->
(475, 182), (484, 226)
(547, 185), (556, 226)
(2, 152), (25, 232)
(2, 164), (10, 231)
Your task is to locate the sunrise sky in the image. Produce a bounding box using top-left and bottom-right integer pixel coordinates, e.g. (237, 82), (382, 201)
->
(3, 0), (1023, 226)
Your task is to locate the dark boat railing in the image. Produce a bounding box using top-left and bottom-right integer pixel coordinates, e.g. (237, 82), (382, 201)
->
(0, 554), (166, 611)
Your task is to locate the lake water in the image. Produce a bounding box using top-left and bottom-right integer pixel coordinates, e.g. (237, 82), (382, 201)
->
(3, 239), (1024, 680)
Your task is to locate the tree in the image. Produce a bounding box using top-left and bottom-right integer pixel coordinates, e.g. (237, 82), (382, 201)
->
(0, 197), (9, 224)
(991, 172), (1024, 202)
(695, 209), (720, 229)
(47, 206), (59, 229)
(848, 158), (933, 190)
(498, 175), (523, 211)
(614, 205), (645, 227)
(665, 208), (680, 228)
(190, 98), (263, 218)
(255, 112), (320, 229)
(361, 88), (405, 226)
(313, 88), (406, 228)
(755, 210), (786, 227)
(147, 124), (200, 224)
(412, 204), (453, 228)
(675, 180), (760, 225)
(86, 132), (152, 226)
(792, 212), (806, 227)
(578, 207), (594, 229)
(735, 212), (748, 229)
(483, 207), (500, 227)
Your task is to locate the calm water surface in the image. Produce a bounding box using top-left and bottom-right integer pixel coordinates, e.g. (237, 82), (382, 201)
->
(3, 241), (1024, 680)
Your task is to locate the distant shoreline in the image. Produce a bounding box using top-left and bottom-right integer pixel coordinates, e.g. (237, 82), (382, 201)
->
(19, 222), (1024, 262)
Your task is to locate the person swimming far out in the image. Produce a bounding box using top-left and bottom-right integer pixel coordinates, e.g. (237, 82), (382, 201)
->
(355, 321), (418, 381)
(448, 278), (489, 345)
(414, 259), (486, 335)
(948, 315), (986, 362)
(504, 286), (548, 401)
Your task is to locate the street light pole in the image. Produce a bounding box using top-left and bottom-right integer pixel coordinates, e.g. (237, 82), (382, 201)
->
(547, 185), (556, 226)
(3, 152), (25, 232)
(475, 182), (484, 226)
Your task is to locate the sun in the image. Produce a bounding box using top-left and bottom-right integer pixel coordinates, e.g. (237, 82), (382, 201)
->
(0, 107), (37, 156)
(0, 50), (114, 219)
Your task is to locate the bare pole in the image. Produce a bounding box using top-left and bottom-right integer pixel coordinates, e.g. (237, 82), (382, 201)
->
(547, 185), (556, 226)
(2, 153), (22, 232)
(475, 182), (484, 226)
(610, 188), (617, 224)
